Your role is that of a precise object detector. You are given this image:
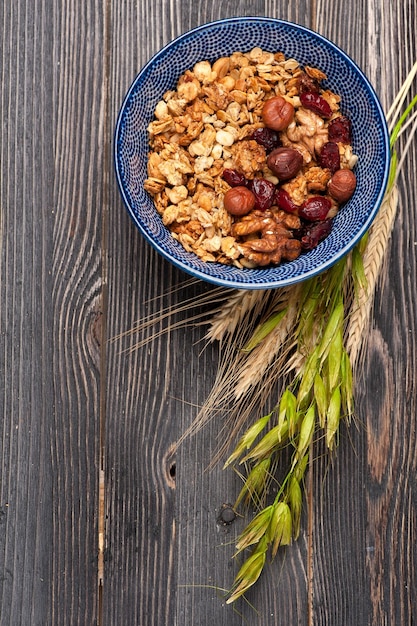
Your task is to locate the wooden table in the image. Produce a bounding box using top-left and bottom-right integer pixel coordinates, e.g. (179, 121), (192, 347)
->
(1, 1), (416, 624)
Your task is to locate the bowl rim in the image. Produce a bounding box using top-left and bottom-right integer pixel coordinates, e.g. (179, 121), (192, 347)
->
(114, 16), (391, 290)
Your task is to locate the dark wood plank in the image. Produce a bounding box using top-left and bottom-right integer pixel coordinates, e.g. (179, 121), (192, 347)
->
(0, 2), (56, 623)
(48, 1), (106, 622)
(0, 1), (105, 623)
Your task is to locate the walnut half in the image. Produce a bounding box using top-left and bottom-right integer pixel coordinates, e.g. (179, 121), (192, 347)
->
(232, 207), (302, 266)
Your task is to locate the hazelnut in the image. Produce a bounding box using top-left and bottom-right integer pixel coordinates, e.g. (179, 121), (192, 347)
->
(262, 96), (295, 131)
(328, 169), (357, 202)
(267, 147), (303, 181)
(224, 186), (256, 216)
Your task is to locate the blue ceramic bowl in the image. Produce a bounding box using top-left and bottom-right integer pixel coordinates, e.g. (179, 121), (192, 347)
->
(114, 17), (390, 289)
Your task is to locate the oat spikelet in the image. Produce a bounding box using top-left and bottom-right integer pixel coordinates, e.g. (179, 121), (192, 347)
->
(345, 184), (399, 368)
(234, 285), (302, 399)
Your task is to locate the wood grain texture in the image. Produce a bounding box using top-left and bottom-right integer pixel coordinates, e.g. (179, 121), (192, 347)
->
(0, 1), (105, 624)
(1, 0), (416, 625)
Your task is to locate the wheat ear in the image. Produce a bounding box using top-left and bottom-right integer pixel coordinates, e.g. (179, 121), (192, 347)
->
(234, 284), (301, 399)
(345, 184), (399, 368)
(206, 288), (270, 342)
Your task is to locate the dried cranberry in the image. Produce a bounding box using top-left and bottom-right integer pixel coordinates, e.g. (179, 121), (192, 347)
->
(249, 177), (276, 212)
(328, 115), (352, 143)
(252, 127), (282, 152)
(300, 92), (332, 118)
(275, 188), (300, 213)
(222, 168), (247, 187)
(298, 72), (320, 94)
(299, 196), (332, 221)
(319, 142), (340, 173)
(299, 219), (333, 250)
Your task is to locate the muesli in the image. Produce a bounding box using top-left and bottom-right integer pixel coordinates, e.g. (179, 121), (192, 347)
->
(144, 48), (357, 267)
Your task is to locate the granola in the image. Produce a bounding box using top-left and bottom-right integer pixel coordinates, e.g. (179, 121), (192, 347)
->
(144, 48), (357, 268)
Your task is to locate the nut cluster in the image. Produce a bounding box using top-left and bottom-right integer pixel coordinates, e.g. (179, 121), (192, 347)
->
(144, 48), (358, 268)
(231, 208), (302, 266)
